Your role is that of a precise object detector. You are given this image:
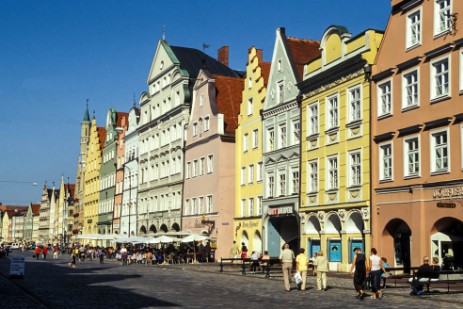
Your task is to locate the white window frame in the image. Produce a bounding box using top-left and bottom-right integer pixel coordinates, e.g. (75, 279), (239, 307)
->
(377, 79), (392, 117)
(326, 93), (339, 130)
(277, 80), (285, 104)
(278, 170), (286, 196)
(240, 199), (246, 217)
(247, 98), (253, 116)
(207, 154), (213, 173)
(186, 162), (191, 179)
(257, 196), (263, 216)
(308, 159), (318, 193)
(257, 161), (263, 182)
(248, 164), (254, 184)
(193, 122), (199, 136)
(327, 155), (338, 190)
(243, 133), (249, 152)
(252, 129), (258, 149)
(279, 124), (287, 148)
(292, 120), (300, 145)
(402, 68), (420, 109)
(206, 195), (213, 213)
(308, 102), (319, 136)
(267, 127), (275, 152)
(241, 167), (246, 185)
(430, 56), (451, 101)
(348, 150), (361, 187)
(460, 50), (463, 93)
(248, 197), (254, 217)
(267, 173), (274, 198)
(406, 8), (422, 49)
(291, 168), (299, 195)
(379, 142), (393, 181)
(403, 135), (421, 178)
(204, 116), (210, 131)
(430, 128), (450, 174)
(434, 0), (452, 37)
(348, 85), (362, 123)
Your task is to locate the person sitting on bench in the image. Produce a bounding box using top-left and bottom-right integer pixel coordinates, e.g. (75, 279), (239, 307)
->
(410, 256), (439, 295)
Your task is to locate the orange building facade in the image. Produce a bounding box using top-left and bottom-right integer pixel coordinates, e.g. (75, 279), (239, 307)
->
(371, 0), (463, 270)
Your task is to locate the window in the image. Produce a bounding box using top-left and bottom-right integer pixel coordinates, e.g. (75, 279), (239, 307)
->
(198, 196), (204, 214)
(402, 69), (419, 108)
(434, 0), (452, 36)
(349, 151), (361, 187)
(257, 196), (263, 216)
(248, 164), (254, 184)
(431, 57), (450, 100)
(308, 103), (318, 136)
(243, 133), (249, 152)
(279, 172), (286, 196)
(191, 198), (197, 215)
(186, 162), (191, 178)
(247, 98), (253, 116)
(406, 10), (421, 48)
(327, 94), (338, 130)
(348, 86), (361, 122)
(404, 136), (420, 177)
(207, 155), (213, 173)
(240, 199), (246, 217)
(241, 167), (246, 185)
(252, 129), (258, 149)
(192, 160), (197, 177)
(291, 170), (299, 194)
(377, 80), (392, 117)
(248, 77), (252, 89)
(267, 174), (274, 197)
(292, 120), (300, 145)
(199, 94), (204, 106)
(257, 162), (263, 182)
(248, 198), (254, 217)
(206, 195), (213, 213)
(308, 160), (318, 193)
(379, 143), (393, 181)
(267, 128), (275, 151)
(327, 156), (338, 190)
(279, 125), (287, 148)
(199, 157), (205, 176)
(204, 116), (210, 131)
(193, 122), (199, 136)
(431, 129), (449, 173)
(277, 81), (284, 103)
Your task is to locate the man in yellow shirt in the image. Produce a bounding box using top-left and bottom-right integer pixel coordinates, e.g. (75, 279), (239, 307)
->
(296, 248), (309, 291)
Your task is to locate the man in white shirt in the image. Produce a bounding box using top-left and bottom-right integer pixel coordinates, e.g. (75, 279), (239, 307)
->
(279, 243), (295, 292)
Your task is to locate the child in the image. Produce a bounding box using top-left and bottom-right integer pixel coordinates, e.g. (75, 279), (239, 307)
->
(381, 257), (391, 288)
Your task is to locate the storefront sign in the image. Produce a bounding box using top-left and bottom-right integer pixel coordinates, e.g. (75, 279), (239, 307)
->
(9, 256), (25, 278)
(242, 221), (259, 228)
(437, 202), (456, 208)
(268, 206), (293, 217)
(433, 187), (463, 199)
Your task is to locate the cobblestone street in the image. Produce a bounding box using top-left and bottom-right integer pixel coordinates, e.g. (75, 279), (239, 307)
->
(1, 251), (462, 308)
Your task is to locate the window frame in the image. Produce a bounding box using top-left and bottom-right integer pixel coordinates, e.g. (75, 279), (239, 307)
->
(403, 135), (421, 178)
(430, 128), (450, 174)
(308, 159), (318, 193)
(308, 101), (319, 136)
(430, 55), (451, 102)
(248, 164), (254, 184)
(252, 129), (259, 149)
(326, 93), (339, 130)
(327, 155), (339, 191)
(348, 85), (362, 123)
(406, 8), (422, 49)
(377, 79), (393, 117)
(348, 150), (362, 187)
(379, 142), (393, 181)
(434, 0), (452, 37)
(247, 98), (253, 116)
(241, 167), (246, 185)
(402, 68), (420, 110)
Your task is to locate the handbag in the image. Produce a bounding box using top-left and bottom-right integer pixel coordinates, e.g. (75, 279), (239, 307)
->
(294, 272), (302, 284)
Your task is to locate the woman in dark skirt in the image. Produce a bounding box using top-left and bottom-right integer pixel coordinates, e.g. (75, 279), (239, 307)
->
(351, 247), (368, 300)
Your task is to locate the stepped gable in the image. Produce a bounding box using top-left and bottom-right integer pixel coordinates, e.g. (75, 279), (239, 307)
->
(170, 45), (242, 78)
(213, 75), (244, 134)
(260, 61), (271, 87)
(286, 37), (320, 80)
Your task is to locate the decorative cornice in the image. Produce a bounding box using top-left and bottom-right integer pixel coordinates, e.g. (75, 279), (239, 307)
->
(372, 68), (395, 82)
(424, 117), (452, 130)
(397, 56), (422, 72)
(424, 43), (455, 61)
(398, 124), (422, 137)
(400, 0), (422, 12)
(303, 69), (364, 98)
(454, 113), (463, 124)
(262, 100), (298, 118)
(373, 132), (395, 143)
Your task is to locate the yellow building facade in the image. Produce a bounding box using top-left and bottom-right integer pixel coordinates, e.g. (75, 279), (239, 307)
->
(299, 27), (383, 271)
(234, 47), (270, 255)
(82, 117), (105, 244)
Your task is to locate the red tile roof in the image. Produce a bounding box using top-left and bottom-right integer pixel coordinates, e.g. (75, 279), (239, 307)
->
(64, 184), (75, 200)
(0, 205), (28, 211)
(259, 61), (271, 87)
(286, 37), (320, 79)
(116, 112), (129, 128)
(213, 75), (244, 134)
(31, 204), (40, 215)
(97, 127), (106, 150)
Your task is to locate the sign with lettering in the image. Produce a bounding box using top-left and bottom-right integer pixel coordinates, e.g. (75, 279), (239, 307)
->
(268, 206), (293, 217)
(9, 256), (25, 278)
(437, 202), (456, 208)
(433, 187), (463, 199)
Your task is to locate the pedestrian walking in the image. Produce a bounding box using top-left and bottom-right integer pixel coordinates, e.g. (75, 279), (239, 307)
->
(53, 245), (59, 259)
(250, 251), (259, 274)
(42, 245), (49, 260)
(369, 248), (389, 299)
(295, 248), (309, 291)
(351, 247), (368, 300)
(240, 242), (248, 259)
(34, 246), (41, 260)
(315, 250), (328, 291)
(279, 243), (295, 292)
(230, 241), (240, 261)
(120, 246), (128, 265)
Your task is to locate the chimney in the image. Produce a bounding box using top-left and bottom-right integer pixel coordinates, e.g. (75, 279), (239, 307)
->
(218, 46), (229, 67)
(256, 49), (263, 63)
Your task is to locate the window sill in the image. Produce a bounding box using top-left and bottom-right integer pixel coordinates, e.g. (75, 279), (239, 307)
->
(405, 43), (421, 52)
(377, 113), (393, 120)
(307, 191), (318, 195)
(401, 104), (419, 113)
(325, 188), (338, 194)
(325, 127), (339, 135)
(404, 174), (420, 180)
(307, 133), (319, 141)
(347, 185), (362, 190)
(430, 170), (450, 176)
(430, 95), (451, 104)
(433, 30), (451, 40)
(379, 179), (393, 184)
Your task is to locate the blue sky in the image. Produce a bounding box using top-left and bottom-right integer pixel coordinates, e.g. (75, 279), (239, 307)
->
(0, 0), (391, 205)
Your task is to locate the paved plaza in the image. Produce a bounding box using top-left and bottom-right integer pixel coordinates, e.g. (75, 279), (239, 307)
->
(1, 251), (462, 308)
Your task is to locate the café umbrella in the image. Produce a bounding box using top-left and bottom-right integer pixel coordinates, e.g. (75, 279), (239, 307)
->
(181, 233), (210, 263)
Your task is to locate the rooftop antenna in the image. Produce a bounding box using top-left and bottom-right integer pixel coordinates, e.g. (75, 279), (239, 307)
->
(162, 25), (166, 41)
(202, 43), (210, 53)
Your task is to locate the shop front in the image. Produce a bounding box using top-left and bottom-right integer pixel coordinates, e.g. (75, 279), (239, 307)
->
(264, 204), (299, 257)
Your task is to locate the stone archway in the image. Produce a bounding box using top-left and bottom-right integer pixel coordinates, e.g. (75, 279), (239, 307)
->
(431, 217), (463, 269)
(383, 219), (412, 270)
(149, 224), (157, 234)
(305, 215), (321, 234)
(171, 222), (180, 232)
(160, 224), (168, 233)
(345, 211), (364, 234)
(253, 230), (262, 254)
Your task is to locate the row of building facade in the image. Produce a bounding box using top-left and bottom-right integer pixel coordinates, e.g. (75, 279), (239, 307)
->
(2, 0), (462, 271)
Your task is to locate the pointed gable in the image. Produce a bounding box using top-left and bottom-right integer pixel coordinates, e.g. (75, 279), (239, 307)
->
(214, 75), (244, 134)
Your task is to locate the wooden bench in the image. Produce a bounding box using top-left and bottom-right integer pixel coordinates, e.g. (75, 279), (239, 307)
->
(219, 257), (283, 277)
(384, 267), (418, 287)
(409, 269), (463, 294)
